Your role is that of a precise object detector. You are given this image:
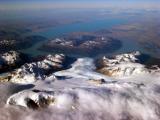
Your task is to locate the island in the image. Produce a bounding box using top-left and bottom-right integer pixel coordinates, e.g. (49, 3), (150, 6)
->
(38, 32), (122, 57)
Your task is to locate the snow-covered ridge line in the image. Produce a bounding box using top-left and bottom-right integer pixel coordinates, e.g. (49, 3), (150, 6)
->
(96, 51), (160, 78)
(1, 51), (160, 120)
(0, 51), (29, 73)
(1, 51), (160, 84)
(0, 54), (66, 84)
(0, 51), (21, 65)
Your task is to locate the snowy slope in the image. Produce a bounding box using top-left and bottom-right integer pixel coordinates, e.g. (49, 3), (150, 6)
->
(1, 51), (160, 120)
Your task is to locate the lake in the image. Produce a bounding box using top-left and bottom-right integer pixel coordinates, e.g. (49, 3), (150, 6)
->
(20, 17), (145, 57)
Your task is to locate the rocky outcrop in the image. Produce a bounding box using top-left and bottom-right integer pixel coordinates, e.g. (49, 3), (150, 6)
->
(96, 51), (160, 77)
(0, 51), (29, 73)
(88, 79), (106, 85)
(0, 51), (22, 65)
(7, 90), (55, 110)
(3, 54), (65, 84)
(0, 83), (34, 106)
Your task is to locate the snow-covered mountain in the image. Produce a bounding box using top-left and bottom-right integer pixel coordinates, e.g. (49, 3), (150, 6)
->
(96, 51), (160, 78)
(0, 51), (28, 72)
(1, 54), (65, 84)
(1, 51), (160, 120)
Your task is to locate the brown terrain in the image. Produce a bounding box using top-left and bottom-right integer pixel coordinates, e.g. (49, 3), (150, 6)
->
(109, 20), (160, 53)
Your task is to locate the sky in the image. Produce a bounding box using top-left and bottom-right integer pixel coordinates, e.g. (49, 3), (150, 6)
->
(0, 0), (160, 10)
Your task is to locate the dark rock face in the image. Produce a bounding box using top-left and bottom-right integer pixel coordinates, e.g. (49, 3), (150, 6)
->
(0, 51), (30, 73)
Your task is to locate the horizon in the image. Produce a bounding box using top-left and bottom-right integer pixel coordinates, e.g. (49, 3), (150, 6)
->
(1, 0), (160, 120)
(1, 0), (160, 10)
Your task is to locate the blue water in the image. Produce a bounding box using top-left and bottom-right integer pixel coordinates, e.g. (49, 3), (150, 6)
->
(21, 18), (127, 56)
(21, 17), (144, 57)
(37, 18), (126, 38)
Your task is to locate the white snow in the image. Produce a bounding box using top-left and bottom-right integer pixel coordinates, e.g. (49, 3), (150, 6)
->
(1, 51), (160, 120)
(54, 58), (114, 80)
(9, 54), (65, 84)
(0, 51), (22, 66)
(98, 51), (160, 78)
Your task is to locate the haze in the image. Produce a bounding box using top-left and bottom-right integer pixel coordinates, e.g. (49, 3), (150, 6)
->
(1, 0), (160, 10)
